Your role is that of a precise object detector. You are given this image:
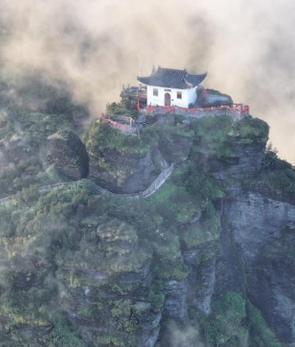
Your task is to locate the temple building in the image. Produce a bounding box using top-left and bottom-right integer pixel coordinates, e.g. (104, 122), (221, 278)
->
(137, 66), (207, 108)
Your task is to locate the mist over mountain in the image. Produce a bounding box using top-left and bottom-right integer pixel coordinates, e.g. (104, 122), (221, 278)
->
(0, 0), (295, 161)
(0, 1), (295, 346)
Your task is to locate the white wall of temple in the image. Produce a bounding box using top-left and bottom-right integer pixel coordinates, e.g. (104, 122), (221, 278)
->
(146, 86), (195, 108)
(188, 86), (198, 106)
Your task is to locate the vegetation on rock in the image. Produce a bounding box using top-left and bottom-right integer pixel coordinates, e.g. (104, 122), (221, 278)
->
(0, 74), (290, 346)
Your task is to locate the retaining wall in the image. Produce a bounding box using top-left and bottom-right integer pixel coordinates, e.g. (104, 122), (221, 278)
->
(146, 104), (249, 120)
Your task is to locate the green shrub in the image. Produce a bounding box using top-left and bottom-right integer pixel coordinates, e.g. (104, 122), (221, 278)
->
(247, 300), (282, 347)
(84, 121), (150, 156)
(183, 170), (224, 210)
(233, 117), (269, 142)
(0, 283), (55, 326)
(106, 97), (138, 117)
(181, 203), (220, 248)
(48, 315), (86, 347)
(201, 292), (247, 346)
(152, 232), (188, 280)
(97, 332), (136, 347)
(258, 147), (295, 193)
(148, 282), (165, 312)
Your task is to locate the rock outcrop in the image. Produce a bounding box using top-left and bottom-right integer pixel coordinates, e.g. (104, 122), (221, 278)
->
(88, 147), (166, 194)
(85, 120), (169, 194)
(191, 115), (269, 180)
(46, 130), (89, 180)
(197, 86), (233, 108)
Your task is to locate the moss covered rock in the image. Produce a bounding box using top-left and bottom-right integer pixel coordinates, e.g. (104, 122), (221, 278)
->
(84, 121), (166, 193)
(46, 130), (89, 180)
(191, 115), (269, 180)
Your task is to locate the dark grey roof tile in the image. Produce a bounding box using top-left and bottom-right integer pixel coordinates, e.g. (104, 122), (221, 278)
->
(137, 67), (207, 89)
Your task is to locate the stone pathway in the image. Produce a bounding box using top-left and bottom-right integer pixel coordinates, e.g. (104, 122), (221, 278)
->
(0, 163), (174, 206)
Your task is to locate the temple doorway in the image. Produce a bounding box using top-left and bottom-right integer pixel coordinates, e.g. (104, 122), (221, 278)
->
(164, 93), (171, 106)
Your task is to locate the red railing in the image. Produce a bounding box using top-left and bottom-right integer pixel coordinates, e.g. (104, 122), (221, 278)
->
(146, 104), (249, 116)
(101, 114), (137, 134)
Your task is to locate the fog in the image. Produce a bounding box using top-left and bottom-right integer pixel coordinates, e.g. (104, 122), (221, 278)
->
(0, 0), (295, 162)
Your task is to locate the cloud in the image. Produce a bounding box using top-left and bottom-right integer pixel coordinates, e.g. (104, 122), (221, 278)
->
(0, 0), (295, 162)
(163, 320), (205, 347)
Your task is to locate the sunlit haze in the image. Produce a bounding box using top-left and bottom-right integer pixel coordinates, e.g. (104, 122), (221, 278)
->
(1, 0), (294, 161)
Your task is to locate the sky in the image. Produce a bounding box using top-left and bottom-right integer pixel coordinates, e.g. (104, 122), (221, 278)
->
(0, 0), (295, 162)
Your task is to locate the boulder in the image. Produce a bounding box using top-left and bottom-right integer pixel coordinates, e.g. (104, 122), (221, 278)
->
(197, 86), (233, 108)
(46, 130), (89, 180)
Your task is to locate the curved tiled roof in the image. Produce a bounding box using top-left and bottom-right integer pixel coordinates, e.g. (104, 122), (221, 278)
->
(137, 67), (207, 89)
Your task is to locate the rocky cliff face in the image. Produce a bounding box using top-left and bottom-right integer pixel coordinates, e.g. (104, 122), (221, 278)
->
(1, 112), (295, 347)
(219, 191), (295, 345)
